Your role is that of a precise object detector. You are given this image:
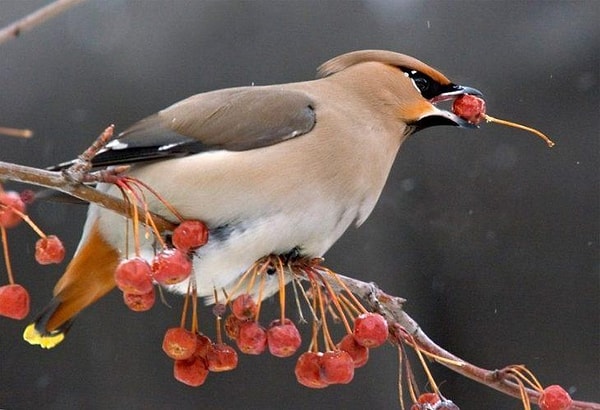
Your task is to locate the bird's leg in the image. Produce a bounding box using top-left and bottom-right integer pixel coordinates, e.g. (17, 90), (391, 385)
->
(280, 246), (303, 265)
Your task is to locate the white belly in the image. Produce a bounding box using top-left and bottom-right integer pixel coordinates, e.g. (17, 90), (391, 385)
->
(88, 153), (368, 301)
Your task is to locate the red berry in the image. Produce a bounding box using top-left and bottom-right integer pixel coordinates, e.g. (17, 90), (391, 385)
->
(417, 392), (441, 405)
(0, 191), (26, 228)
(267, 318), (302, 358)
(452, 94), (486, 125)
(206, 343), (238, 372)
(231, 293), (257, 320)
(539, 385), (573, 410)
(353, 312), (388, 348)
(35, 235), (66, 265)
(336, 334), (369, 368)
(122, 289), (155, 311)
(194, 333), (213, 359)
(162, 327), (198, 360)
(224, 313), (243, 341)
(151, 248), (192, 285)
(295, 352), (328, 389)
(236, 321), (267, 355)
(172, 220), (209, 251)
(114, 257), (154, 295)
(19, 190), (35, 204)
(320, 350), (354, 385)
(173, 356), (209, 387)
(0, 284), (30, 320)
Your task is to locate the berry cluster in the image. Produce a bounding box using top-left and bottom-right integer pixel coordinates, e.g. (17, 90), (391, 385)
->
(289, 260), (390, 388)
(222, 257), (391, 388)
(159, 267), (239, 386)
(114, 220), (208, 311)
(0, 186), (65, 320)
(294, 312), (388, 388)
(110, 177), (208, 312)
(224, 294), (302, 357)
(500, 365), (573, 410)
(163, 327), (238, 386)
(145, 250), (393, 389)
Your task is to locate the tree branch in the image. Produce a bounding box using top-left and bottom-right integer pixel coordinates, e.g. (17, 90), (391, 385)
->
(0, 160), (175, 232)
(0, 0), (86, 45)
(333, 273), (600, 410)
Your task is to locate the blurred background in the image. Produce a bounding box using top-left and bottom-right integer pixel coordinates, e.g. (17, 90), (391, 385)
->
(0, 1), (598, 409)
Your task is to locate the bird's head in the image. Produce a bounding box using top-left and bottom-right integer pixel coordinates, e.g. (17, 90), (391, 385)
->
(317, 50), (483, 133)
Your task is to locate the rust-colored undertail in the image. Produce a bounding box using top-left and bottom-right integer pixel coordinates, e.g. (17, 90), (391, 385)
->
(24, 222), (119, 348)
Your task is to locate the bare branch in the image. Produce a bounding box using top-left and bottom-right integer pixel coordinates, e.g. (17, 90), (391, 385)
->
(0, 160), (176, 232)
(0, 126), (33, 139)
(0, 0), (86, 45)
(332, 273), (600, 410)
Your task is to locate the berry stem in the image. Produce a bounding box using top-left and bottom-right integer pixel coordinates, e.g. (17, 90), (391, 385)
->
(399, 343), (420, 404)
(213, 287), (223, 344)
(396, 345), (409, 410)
(245, 264), (259, 296)
(308, 279), (321, 352)
(338, 293), (361, 318)
(180, 280), (192, 329)
(123, 177), (185, 222)
(224, 260), (258, 305)
(485, 114), (555, 148)
(116, 182), (142, 257)
(254, 268), (267, 323)
(126, 180), (168, 249)
(290, 276), (307, 324)
(413, 341), (441, 396)
(276, 257), (286, 323)
(190, 277), (199, 334)
(315, 270), (353, 335)
(316, 284), (335, 351)
(505, 365), (544, 391)
(142, 207), (167, 249)
(1, 226), (15, 284)
(308, 310), (320, 352)
(321, 266), (368, 314)
(294, 276), (319, 323)
(4, 206), (47, 239)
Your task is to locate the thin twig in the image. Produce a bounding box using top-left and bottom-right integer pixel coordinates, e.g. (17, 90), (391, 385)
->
(0, 0), (86, 45)
(0, 160), (175, 233)
(0, 126), (33, 139)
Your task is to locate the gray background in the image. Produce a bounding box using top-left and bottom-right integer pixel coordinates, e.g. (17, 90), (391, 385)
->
(0, 1), (598, 409)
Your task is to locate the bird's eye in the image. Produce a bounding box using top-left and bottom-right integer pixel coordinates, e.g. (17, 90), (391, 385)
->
(401, 68), (441, 100)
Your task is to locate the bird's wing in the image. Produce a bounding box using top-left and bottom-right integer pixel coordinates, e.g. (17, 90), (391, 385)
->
(71, 87), (316, 168)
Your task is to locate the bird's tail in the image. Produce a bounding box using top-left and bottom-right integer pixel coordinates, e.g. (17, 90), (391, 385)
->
(24, 223), (119, 348)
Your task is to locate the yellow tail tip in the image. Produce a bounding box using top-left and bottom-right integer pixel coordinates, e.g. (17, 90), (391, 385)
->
(23, 323), (65, 349)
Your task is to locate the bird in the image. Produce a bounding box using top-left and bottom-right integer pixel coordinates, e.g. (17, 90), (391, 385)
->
(24, 50), (482, 348)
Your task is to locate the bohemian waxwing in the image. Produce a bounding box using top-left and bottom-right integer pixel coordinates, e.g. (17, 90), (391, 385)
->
(25, 50), (482, 348)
